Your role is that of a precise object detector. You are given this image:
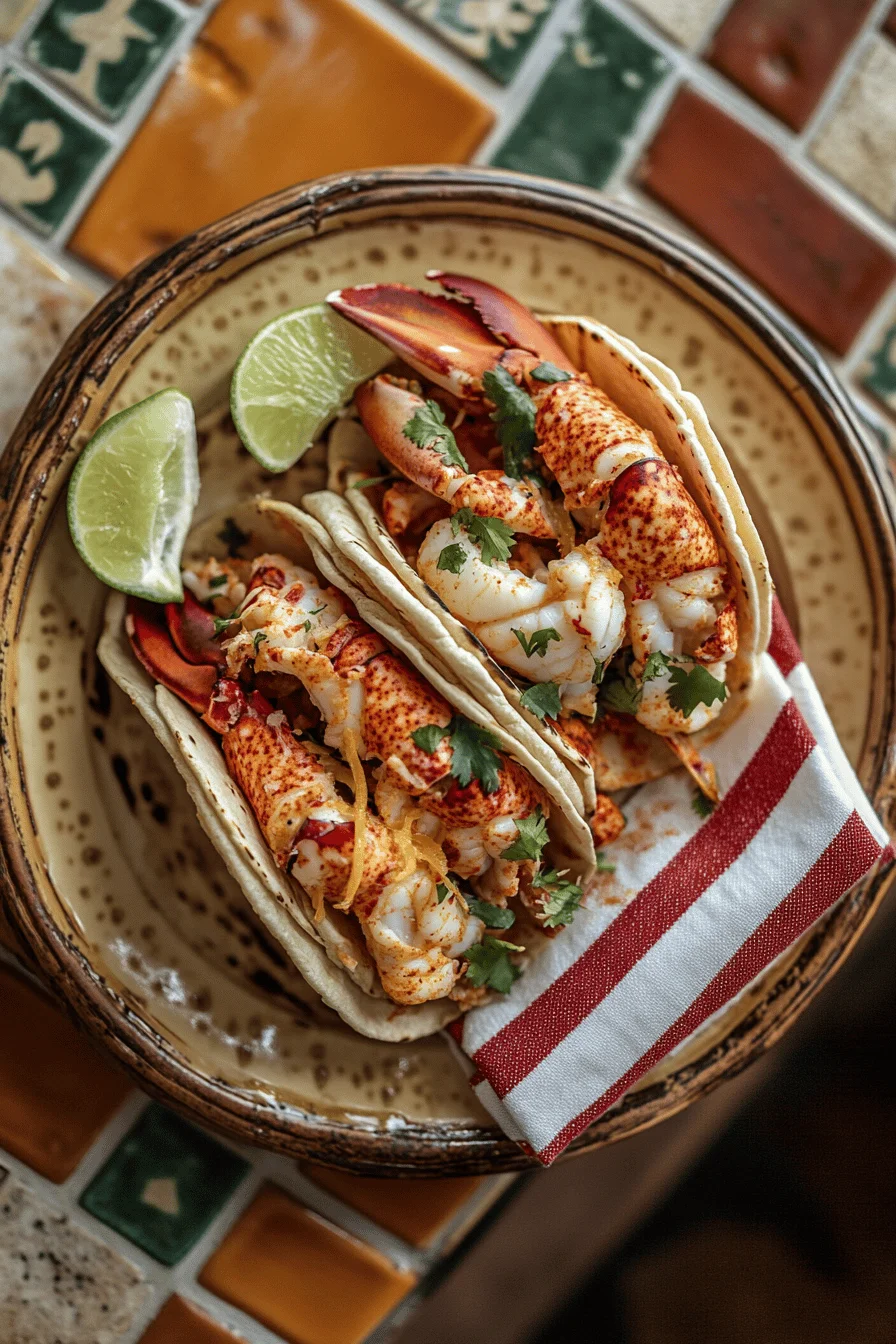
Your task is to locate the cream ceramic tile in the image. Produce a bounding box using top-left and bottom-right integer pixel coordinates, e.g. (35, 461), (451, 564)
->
(811, 35), (896, 219)
(0, 0), (41, 39)
(624, 0), (719, 49)
(0, 224), (97, 449)
(0, 1167), (150, 1343)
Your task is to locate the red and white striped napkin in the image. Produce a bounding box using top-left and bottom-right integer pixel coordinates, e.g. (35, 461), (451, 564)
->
(449, 600), (892, 1165)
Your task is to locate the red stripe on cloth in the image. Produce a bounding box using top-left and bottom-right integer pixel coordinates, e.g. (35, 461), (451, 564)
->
(473, 699), (815, 1096)
(768, 596), (802, 676)
(538, 811), (884, 1163)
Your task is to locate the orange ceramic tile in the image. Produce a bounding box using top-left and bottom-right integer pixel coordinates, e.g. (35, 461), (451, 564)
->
(69, 0), (493, 278)
(139, 1294), (247, 1343)
(0, 965), (131, 1181)
(299, 1162), (483, 1247)
(199, 1184), (416, 1344)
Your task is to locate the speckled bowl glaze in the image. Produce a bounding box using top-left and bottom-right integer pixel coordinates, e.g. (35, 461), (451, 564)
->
(2, 169), (895, 1176)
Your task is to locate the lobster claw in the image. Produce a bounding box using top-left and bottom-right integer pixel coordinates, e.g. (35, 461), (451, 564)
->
(328, 282), (506, 403)
(327, 273), (575, 403)
(428, 272), (576, 373)
(126, 598), (216, 715)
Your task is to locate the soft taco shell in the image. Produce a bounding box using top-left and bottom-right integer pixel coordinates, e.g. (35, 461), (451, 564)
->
(98, 531), (457, 1041)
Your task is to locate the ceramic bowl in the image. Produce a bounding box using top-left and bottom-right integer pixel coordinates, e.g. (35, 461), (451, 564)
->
(1, 168), (895, 1176)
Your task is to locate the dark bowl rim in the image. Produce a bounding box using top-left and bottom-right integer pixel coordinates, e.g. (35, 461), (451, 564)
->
(1, 165), (895, 1176)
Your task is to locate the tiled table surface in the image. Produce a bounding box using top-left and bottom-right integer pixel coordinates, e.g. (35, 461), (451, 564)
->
(3, 0), (896, 1340)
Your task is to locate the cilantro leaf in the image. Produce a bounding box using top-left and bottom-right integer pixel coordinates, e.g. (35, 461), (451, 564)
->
(482, 366), (538, 479)
(591, 656), (606, 686)
(501, 805), (550, 862)
(217, 516), (250, 556)
(519, 681), (561, 721)
(667, 664), (728, 718)
(467, 899), (516, 930)
(450, 508), (515, 566)
(209, 574), (228, 589)
(404, 400), (468, 470)
(531, 362), (572, 384)
(448, 717), (503, 794)
(691, 788), (716, 819)
(436, 882), (450, 904)
(252, 631), (267, 653)
(642, 650), (673, 682)
(600, 671), (641, 715)
(437, 543), (467, 574)
(595, 850), (616, 873)
(533, 868), (583, 927)
(463, 937), (524, 992)
(411, 724), (449, 754)
(351, 474), (392, 490)
(213, 616), (237, 636)
(513, 626), (561, 659)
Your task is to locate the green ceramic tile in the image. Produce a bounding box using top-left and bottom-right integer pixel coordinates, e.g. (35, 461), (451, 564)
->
(0, 68), (107, 231)
(860, 316), (896, 416)
(397, 0), (556, 83)
(491, 0), (669, 187)
(26, 0), (182, 122)
(80, 1104), (249, 1265)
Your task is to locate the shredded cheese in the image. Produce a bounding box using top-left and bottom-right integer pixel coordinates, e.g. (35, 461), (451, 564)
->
(301, 740), (354, 788)
(392, 811), (423, 882)
(335, 727), (368, 911)
(411, 832), (450, 878)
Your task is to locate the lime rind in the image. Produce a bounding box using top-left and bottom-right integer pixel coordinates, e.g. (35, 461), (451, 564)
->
(67, 387), (199, 603)
(231, 303), (391, 473)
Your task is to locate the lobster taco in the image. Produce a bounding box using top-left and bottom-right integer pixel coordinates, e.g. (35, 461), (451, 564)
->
(315, 272), (773, 823)
(97, 492), (601, 1042)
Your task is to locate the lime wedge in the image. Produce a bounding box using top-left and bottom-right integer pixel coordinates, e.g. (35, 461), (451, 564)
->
(231, 302), (391, 472)
(67, 388), (199, 603)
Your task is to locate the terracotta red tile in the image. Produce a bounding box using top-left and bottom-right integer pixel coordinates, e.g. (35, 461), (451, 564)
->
(707, 0), (875, 130)
(639, 88), (896, 354)
(0, 965), (132, 1181)
(139, 1294), (246, 1343)
(299, 1163), (483, 1247)
(885, 5), (896, 41)
(69, 0), (493, 279)
(200, 1185), (416, 1344)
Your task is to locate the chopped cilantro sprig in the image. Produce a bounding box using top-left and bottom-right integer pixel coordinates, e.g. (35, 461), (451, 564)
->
(482, 366), (538, 480)
(532, 868), (583, 928)
(501, 806), (550, 862)
(403, 400), (468, 471)
(437, 542), (467, 574)
(520, 680), (562, 721)
(463, 937), (523, 992)
(531, 362), (572, 384)
(450, 507), (515, 566)
(411, 715), (503, 794)
(513, 626), (560, 659)
(467, 899), (516, 930)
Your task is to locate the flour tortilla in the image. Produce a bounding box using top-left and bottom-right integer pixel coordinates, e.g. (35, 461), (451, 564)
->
(99, 487), (589, 1040)
(327, 316), (773, 807)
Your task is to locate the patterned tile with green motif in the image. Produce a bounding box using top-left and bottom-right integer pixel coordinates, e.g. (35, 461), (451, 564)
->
(0, 68), (107, 231)
(491, 0), (669, 188)
(396, 0), (556, 83)
(80, 1103), (249, 1264)
(26, 0), (183, 122)
(860, 314), (896, 415)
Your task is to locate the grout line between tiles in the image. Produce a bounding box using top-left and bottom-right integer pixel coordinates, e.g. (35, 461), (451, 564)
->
(789, 0), (896, 151)
(471, 0), (581, 163)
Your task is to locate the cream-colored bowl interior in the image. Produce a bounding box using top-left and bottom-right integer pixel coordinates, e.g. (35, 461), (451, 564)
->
(15, 216), (875, 1143)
